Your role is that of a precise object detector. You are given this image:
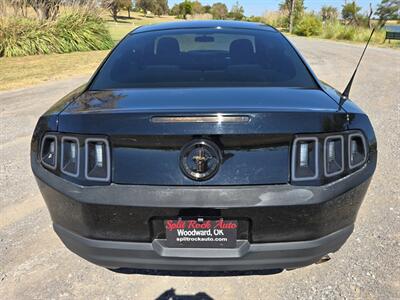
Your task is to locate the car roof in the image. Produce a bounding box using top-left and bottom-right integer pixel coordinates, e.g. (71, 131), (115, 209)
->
(131, 20), (277, 34)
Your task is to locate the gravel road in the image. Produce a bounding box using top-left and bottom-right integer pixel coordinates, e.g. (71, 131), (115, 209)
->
(1, 37), (399, 300)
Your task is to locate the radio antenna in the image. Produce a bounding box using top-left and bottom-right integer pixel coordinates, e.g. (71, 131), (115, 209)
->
(339, 27), (375, 110)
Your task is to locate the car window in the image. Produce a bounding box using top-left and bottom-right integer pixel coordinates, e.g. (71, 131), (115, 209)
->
(90, 28), (318, 89)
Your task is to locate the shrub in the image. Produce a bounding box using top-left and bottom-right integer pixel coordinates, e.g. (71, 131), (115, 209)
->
(320, 21), (387, 43)
(353, 27), (386, 43)
(55, 12), (114, 52)
(262, 11), (286, 29)
(0, 12), (114, 57)
(247, 16), (262, 23)
(321, 21), (339, 39)
(293, 14), (322, 37)
(210, 3), (228, 20)
(336, 25), (357, 40)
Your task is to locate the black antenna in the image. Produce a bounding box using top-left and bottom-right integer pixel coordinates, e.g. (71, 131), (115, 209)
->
(339, 27), (375, 110)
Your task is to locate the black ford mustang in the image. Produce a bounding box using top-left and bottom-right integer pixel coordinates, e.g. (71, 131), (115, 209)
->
(31, 21), (377, 272)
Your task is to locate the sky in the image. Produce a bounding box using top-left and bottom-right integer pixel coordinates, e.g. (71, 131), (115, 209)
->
(168, 0), (382, 17)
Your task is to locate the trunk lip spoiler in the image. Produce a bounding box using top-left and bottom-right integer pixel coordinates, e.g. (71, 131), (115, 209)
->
(150, 115), (251, 124)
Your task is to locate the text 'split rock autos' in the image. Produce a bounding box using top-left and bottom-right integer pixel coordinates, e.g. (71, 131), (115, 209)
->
(31, 21), (377, 272)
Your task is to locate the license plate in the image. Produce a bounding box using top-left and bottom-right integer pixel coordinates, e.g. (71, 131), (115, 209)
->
(165, 219), (238, 248)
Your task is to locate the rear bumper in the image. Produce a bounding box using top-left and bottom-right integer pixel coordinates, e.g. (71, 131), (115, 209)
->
(54, 223), (353, 271)
(32, 156), (375, 271)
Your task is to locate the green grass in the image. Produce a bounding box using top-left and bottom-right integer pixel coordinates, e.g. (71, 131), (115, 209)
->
(0, 11), (176, 91)
(0, 51), (109, 91)
(104, 11), (178, 42)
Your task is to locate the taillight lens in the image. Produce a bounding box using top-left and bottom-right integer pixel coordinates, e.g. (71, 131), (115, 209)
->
(324, 136), (344, 177)
(85, 138), (110, 181)
(291, 137), (318, 181)
(41, 135), (57, 170)
(349, 133), (367, 169)
(291, 131), (368, 185)
(61, 137), (80, 177)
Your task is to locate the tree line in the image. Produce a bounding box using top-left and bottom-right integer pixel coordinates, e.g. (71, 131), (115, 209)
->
(126, 0), (398, 29)
(280, 0), (399, 33)
(105, 0), (246, 21)
(3, 0), (398, 27)
(169, 1), (244, 20)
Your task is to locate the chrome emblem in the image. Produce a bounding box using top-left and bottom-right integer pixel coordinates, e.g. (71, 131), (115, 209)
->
(180, 140), (222, 181)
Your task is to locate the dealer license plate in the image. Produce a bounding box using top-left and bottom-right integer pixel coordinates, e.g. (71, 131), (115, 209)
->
(165, 219), (238, 248)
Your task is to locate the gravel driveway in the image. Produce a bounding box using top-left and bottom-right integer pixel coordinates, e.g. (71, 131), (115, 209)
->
(0, 37), (399, 299)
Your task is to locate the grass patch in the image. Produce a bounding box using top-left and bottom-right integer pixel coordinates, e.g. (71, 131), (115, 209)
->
(0, 11), (114, 57)
(104, 11), (178, 42)
(0, 11), (177, 91)
(0, 50), (109, 91)
(299, 21), (398, 47)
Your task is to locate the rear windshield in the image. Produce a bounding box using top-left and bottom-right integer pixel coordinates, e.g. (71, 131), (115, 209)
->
(90, 28), (318, 89)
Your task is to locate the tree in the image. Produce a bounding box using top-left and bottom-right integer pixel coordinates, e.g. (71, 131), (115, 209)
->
(8, 0), (28, 17)
(229, 1), (245, 20)
(135, 0), (154, 14)
(289, 0), (295, 33)
(179, 0), (193, 18)
(170, 3), (180, 16)
(152, 0), (168, 16)
(102, 0), (132, 21)
(342, 1), (362, 25)
(375, 0), (400, 27)
(320, 5), (338, 22)
(210, 2), (228, 20)
(124, 0), (134, 18)
(191, 1), (204, 14)
(26, 0), (62, 20)
(367, 3), (374, 28)
(279, 0), (305, 33)
(203, 4), (211, 14)
(169, 0), (193, 18)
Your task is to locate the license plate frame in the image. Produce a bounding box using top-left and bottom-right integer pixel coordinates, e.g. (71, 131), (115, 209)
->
(164, 218), (238, 248)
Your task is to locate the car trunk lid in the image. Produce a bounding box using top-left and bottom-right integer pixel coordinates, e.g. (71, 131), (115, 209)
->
(58, 88), (347, 185)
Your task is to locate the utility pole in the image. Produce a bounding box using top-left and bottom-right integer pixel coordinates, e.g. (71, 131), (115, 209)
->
(289, 0), (296, 34)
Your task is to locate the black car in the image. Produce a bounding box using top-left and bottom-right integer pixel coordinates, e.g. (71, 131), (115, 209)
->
(31, 21), (377, 272)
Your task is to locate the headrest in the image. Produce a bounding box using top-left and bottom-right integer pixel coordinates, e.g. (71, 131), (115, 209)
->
(156, 37), (180, 56)
(229, 39), (255, 64)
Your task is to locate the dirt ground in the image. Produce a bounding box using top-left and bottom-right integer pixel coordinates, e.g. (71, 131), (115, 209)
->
(0, 37), (399, 299)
